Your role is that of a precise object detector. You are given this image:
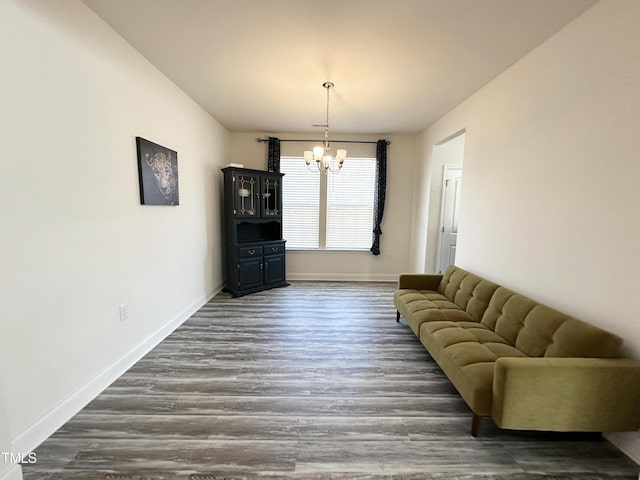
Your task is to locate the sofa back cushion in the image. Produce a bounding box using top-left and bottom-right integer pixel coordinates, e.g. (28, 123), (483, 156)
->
(481, 287), (622, 358)
(545, 318), (622, 358)
(437, 266), (499, 321)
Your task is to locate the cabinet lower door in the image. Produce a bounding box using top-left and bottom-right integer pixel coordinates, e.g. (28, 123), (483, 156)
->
(238, 258), (263, 290)
(264, 254), (285, 285)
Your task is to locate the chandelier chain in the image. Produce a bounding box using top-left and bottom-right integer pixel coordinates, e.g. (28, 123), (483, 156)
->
(324, 82), (332, 148)
(304, 81), (345, 174)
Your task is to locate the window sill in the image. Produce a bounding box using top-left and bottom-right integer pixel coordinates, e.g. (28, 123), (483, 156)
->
(286, 248), (372, 253)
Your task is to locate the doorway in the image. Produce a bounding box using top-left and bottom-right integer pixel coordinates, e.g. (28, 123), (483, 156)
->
(437, 166), (463, 273)
(433, 132), (465, 274)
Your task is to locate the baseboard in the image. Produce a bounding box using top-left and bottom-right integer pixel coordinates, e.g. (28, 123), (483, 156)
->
(11, 285), (222, 455)
(287, 273), (398, 282)
(605, 432), (640, 465)
(0, 464), (22, 480)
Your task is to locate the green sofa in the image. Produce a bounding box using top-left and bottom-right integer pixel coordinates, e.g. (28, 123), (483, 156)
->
(394, 265), (640, 436)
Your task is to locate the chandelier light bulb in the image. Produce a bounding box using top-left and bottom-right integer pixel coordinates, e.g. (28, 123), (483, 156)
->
(313, 146), (324, 162)
(304, 150), (313, 165)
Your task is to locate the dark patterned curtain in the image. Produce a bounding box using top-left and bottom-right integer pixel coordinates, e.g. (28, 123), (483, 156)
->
(267, 137), (280, 173)
(371, 139), (388, 255)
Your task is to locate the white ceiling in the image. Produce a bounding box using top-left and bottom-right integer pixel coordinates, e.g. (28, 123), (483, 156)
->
(83, 0), (597, 135)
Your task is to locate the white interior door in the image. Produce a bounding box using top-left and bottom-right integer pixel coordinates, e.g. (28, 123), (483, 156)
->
(438, 167), (463, 274)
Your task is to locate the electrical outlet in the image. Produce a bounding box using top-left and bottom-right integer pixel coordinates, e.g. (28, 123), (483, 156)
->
(118, 303), (129, 322)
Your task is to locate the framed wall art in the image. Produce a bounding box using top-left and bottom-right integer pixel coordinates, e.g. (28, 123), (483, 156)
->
(136, 136), (179, 206)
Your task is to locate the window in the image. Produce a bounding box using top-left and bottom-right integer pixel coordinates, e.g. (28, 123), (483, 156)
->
(281, 156), (376, 250)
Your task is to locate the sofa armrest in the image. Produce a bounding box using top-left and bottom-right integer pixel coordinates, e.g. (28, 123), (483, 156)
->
(492, 357), (640, 432)
(398, 274), (443, 291)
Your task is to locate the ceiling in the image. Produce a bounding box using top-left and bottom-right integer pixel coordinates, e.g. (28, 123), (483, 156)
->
(83, 0), (597, 135)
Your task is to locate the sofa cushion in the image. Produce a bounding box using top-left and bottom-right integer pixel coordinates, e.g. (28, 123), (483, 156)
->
(419, 320), (527, 415)
(480, 287), (623, 358)
(546, 318), (622, 358)
(393, 289), (473, 336)
(421, 321), (526, 361)
(437, 266), (499, 321)
(481, 288), (567, 356)
(480, 288), (536, 343)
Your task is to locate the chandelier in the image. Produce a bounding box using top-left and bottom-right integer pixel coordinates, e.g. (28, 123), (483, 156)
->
(304, 82), (347, 174)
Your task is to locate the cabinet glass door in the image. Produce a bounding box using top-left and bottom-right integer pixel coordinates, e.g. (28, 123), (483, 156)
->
(261, 175), (281, 218)
(234, 172), (259, 218)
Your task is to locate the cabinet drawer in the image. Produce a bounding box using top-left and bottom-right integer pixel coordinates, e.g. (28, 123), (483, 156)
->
(264, 243), (285, 255)
(238, 246), (263, 259)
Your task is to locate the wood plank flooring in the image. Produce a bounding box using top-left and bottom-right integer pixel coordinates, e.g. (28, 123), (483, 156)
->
(22, 281), (639, 479)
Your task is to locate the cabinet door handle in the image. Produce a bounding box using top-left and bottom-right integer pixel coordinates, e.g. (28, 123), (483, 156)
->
(271, 247), (279, 252)
(248, 249), (255, 255)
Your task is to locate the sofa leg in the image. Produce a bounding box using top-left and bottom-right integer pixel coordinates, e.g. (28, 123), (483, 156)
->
(471, 414), (482, 437)
(396, 311), (400, 322)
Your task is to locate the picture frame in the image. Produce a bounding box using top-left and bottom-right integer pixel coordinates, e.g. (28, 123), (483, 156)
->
(136, 136), (179, 206)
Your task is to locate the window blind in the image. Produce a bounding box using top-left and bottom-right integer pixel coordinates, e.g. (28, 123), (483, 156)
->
(280, 157), (320, 248)
(326, 158), (376, 250)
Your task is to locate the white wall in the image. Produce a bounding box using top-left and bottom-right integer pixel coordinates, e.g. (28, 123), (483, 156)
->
(0, 0), (229, 456)
(229, 132), (417, 281)
(414, 0), (640, 460)
(0, 381), (22, 480)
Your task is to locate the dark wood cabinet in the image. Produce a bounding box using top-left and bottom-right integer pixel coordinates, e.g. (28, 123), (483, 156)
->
(222, 167), (288, 296)
(263, 243), (286, 284)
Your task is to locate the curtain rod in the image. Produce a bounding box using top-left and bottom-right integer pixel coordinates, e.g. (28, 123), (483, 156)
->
(256, 138), (390, 145)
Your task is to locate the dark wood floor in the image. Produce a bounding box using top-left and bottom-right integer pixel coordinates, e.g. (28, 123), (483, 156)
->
(23, 282), (639, 479)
